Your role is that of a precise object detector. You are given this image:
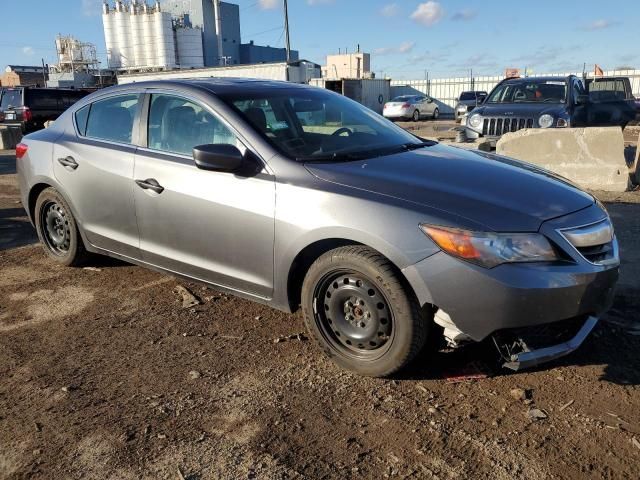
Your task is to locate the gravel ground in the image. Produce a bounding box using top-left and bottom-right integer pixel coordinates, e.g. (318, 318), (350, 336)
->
(1, 149), (639, 479)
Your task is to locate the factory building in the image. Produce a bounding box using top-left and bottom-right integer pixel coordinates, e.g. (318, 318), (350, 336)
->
(102, 0), (204, 70)
(160, 0), (298, 67)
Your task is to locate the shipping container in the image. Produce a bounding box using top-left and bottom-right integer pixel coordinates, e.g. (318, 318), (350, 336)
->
(309, 78), (391, 114)
(117, 61), (320, 84)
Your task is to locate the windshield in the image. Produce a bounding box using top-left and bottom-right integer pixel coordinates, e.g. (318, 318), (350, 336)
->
(459, 92), (477, 101)
(220, 88), (428, 162)
(0, 89), (23, 110)
(487, 80), (567, 104)
(391, 95), (415, 102)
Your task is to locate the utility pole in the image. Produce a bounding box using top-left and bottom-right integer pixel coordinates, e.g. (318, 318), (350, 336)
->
(283, 0), (291, 63)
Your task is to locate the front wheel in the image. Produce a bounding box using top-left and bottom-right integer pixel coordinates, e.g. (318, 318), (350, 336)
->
(432, 108), (439, 120)
(301, 246), (429, 377)
(412, 110), (420, 122)
(34, 187), (87, 266)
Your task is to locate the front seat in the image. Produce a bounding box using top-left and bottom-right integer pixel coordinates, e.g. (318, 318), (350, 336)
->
(244, 107), (268, 133)
(162, 105), (197, 154)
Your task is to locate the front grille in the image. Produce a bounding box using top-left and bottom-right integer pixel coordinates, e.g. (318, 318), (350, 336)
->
(559, 219), (617, 266)
(482, 117), (534, 136)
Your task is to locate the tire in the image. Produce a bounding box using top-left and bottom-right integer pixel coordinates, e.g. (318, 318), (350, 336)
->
(412, 110), (420, 122)
(34, 187), (87, 267)
(301, 246), (429, 377)
(432, 108), (439, 120)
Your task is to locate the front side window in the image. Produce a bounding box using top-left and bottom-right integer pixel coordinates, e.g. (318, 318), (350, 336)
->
(487, 80), (567, 104)
(219, 88), (424, 162)
(148, 93), (238, 156)
(85, 94), (139, 144)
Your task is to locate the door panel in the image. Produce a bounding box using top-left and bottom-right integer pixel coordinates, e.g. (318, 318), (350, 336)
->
(133, 152), (275, 296)
(133, 92), (275, 297)
(52, 93), (141, 258)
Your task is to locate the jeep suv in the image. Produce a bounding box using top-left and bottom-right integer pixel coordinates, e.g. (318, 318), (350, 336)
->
(464, 75), (636, 141)
(0, 86), (89, 133)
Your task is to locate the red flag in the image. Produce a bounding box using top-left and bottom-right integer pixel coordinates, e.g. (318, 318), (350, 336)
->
(594, 64), (604, 77)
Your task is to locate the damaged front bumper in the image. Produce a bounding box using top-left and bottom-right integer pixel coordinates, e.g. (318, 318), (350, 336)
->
(492, 315), (599, 371)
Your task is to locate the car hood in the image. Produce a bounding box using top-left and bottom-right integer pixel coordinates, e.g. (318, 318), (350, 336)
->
(473, 103), (566, 117)
(305, 144), (594, 232)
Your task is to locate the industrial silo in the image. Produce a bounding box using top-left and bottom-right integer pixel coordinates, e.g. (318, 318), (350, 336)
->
(114, 1), (132, 68)
(176, 28), (204, 69)
(153, 6), (176, 69)
(141, 2), (156, 67)
(102, 2), (121, 68)
(129, 0), (145, 67)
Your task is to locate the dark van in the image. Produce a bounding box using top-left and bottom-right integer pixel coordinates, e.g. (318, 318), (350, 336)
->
(0, 87), (90, 133)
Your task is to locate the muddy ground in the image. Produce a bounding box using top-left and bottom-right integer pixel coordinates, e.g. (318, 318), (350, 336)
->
(1, 146), (639, 479)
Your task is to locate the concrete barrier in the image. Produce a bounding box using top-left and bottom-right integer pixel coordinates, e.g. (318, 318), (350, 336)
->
(496, 127), (629, 192)
(0, 126), (23, 149)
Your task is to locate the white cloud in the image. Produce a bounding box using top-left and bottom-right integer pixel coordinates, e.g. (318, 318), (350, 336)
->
(22, 46), (35, 56)
(410, 1), (444, 27)
(258, 0), (279, 9)
(451, 9), (476, 21)
(374, 41), (415, 56)
(380, 3), (399, 17)
(582, 19), (618, 31)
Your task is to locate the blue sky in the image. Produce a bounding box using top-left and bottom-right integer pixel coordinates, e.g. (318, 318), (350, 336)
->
(1, 0), (638, 79)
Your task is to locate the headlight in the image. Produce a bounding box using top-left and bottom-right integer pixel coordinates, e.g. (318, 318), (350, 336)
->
(539, 114), (554, 128)
(420, 225), (559, 268)
(468, 113), (482, 129)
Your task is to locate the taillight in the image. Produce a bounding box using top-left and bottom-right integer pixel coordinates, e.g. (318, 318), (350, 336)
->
(16, 143), (28, 159)
(401, 103), (411, 108)
(23, 107), (33, 122)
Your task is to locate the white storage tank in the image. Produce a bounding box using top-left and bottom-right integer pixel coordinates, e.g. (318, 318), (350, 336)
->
(129, 1), (145, 67)
(176, 28), (204, 69)
(103, 3), (121, 68)
(114, 2), (132, 68)
(153, 10), (176, 68)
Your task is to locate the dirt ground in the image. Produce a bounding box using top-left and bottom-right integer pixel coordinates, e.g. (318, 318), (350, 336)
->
(1, 146), (639, 480)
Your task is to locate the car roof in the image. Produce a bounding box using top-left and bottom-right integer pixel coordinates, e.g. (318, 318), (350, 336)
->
(502, 76), (571, 84)
(104, 78), (310, 96)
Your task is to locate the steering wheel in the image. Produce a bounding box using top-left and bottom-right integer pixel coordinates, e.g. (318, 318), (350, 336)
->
(332, 127), (353, 137)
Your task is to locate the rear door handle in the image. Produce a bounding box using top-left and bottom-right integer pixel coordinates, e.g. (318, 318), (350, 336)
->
(57, 156), (78, 170)
(135, 178), (164, 194)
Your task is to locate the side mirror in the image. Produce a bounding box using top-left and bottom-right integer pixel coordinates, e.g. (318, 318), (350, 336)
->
(426, 98), (433, 103)
(193, 144), (244, 172)
(577, 94), (590, 105)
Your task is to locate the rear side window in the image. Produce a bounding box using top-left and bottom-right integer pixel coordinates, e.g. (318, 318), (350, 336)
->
(0, 89), (23, 110)
(84, 94), (139, 144)
(75, 105), (90, 136)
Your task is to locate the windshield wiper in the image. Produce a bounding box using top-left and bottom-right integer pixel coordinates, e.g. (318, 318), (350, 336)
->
(401, 141), (435, 151)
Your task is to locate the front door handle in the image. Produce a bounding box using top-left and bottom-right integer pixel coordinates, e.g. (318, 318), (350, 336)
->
(135, 178), (164, 194)
(57, 156), (78, 170)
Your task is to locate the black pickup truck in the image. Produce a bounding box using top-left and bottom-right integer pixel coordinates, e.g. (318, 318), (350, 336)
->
(463, 75), (636, 140)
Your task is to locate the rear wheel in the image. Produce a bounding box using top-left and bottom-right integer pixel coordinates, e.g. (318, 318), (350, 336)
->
(35, 187), (87, 266)
(433, 108), (439, 120)
(301, 246), (429, 377)
(412, 110), (420, 122)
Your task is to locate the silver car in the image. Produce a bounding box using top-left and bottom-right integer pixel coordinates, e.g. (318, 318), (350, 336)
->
(16, 79), (619, 377)
(383, 94), (439, 122)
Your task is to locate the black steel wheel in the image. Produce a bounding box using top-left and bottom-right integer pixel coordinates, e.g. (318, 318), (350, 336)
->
(302, 246), (429, 377)
(315, 270), (394, 360)
(34, 187), (87, 266)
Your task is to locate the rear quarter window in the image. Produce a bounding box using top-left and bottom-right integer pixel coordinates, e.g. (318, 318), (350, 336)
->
(75, 104), (91, 136)
(84, 94), (139, 144)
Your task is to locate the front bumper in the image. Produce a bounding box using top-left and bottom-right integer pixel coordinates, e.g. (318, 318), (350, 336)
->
(402, 204), (619, 345)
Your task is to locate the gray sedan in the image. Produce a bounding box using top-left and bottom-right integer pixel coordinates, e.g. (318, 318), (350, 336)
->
(16, 79), (618, 377)
(383, 94), (439, 121)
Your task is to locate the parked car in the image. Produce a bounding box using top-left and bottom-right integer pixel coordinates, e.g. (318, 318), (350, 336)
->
(17, 79), (619, 377)
(0, 86), (90, 133)
(464, 75), (636, 141)
(383, 94), (439, 121)
(454, 90), (487, 122)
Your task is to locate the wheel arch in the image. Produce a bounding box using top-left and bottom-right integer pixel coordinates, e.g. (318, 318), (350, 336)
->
(285, 237), (424, 314)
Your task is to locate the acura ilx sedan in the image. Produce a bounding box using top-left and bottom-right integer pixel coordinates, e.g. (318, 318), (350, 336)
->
(16, 79), (619, 377)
